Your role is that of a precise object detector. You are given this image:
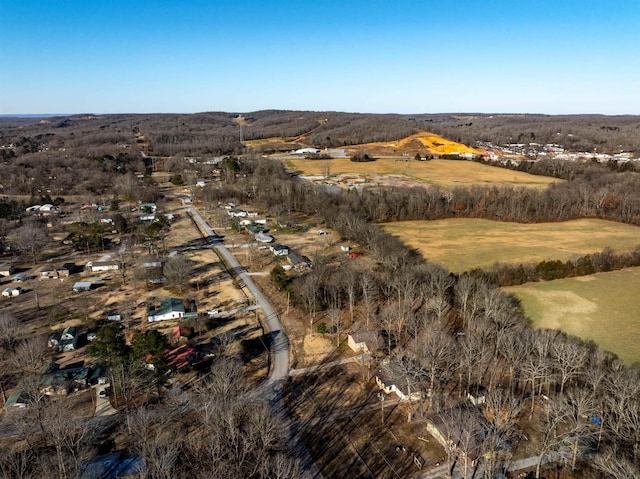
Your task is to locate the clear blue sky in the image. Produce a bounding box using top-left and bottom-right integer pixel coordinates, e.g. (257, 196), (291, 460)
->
(1, 0), (639, 115)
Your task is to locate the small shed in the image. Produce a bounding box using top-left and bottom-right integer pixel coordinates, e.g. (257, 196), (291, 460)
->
(0, 263), (15, 277)
(2, 287), (23, 297)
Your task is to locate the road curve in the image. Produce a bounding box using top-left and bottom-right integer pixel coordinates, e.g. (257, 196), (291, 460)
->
(187, 205), (322, 478)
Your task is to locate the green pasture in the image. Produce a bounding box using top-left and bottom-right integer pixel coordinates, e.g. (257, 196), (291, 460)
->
(381, 218), (640, 272)
(504, 267), (640, 365)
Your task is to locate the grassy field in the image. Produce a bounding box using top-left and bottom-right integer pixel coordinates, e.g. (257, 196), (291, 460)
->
(286, 158), (561, 189)
(504, 268), (640, 364)
(380, 218), (640, 272)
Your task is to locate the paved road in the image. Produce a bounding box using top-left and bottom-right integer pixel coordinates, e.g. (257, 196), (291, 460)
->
(188, 205), (322, 478)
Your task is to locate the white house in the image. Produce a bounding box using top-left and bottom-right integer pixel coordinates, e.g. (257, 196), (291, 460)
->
(89, 261), (120, 272)
(148, 298), (185, 322)
(375, 359), (423, 402)
(196, 179), (206, 187)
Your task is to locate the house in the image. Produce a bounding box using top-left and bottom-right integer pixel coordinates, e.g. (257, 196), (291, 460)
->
(139, 203), (157, 213)
(73, 281), (93, 292)
(59, 327), (79, 352)
(12, 272), (28, 282)
(287, 251), (312, 271)
(147, 298), (194, 322)
(426, 406), (489, 466)
(255, 233), (274, 243)
(142, 257), (166, 268)
(196, 178), (206, 187)
(89, 261), (120, 272)
(340, 245), (351, 252)
(0, 263), (15, 277)
(107, 312), (122, 322)
(166, 345), (199, 370)
(270, 244), (289, 256)
(139, 214), (155, 221)
(79, 451), (146, 479)
(347, 331), (379, 355)
(245, 224), (265, 234)
(228, 208), (247, 218)
(4, 391), (29, 410)
(2, 287), (23, 297)
(375, 359), (423, 402)
(39, 264), (71, 279)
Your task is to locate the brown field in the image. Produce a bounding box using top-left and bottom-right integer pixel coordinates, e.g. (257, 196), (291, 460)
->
(287, 158), (562, 189)
(380, 218), (640, 272)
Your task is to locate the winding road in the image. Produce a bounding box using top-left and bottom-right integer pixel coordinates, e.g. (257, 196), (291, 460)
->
(187, 204), (322, 478)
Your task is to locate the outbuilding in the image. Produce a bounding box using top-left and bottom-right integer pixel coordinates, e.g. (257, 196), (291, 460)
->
(73, 281), (93, 292)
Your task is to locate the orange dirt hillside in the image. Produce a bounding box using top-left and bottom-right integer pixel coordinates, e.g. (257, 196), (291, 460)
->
(347, 132), (479, 156)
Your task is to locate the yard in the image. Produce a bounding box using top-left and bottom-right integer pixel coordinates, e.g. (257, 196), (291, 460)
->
(380, 218), (640, 272)
(284, 363), (446, 479)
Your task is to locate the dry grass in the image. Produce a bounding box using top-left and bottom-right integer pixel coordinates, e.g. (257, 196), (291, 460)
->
(286, 158), (561, 189)
(504, 267), (640, 364)
(380, 218), (640, 272)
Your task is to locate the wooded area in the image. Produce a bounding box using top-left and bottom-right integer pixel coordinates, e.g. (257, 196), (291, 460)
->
(1, 111), (640, 478)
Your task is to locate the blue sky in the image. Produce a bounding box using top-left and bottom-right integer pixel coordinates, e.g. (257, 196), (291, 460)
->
(1, 0), (639, 114)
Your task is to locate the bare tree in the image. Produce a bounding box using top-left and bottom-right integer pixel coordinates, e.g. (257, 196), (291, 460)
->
(163, 254), (193, 293)
(7, 222), (48, 261)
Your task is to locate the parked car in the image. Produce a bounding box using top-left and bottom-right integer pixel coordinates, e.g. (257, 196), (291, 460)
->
(98, 387), (108, 398)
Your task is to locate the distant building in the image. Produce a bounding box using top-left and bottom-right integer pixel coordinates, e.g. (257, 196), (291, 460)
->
(89, 261), (120, 272)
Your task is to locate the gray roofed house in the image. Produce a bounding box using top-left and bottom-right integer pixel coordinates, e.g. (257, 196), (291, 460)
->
(73, 281), (93, 292)
(287, 251), (312, 271)
(375, 359), (423, 402)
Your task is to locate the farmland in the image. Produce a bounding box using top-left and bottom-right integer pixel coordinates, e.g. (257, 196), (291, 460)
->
(380, 218), (640, 272)
(286, 158), (561, 189)
(504, 267), (640, 364)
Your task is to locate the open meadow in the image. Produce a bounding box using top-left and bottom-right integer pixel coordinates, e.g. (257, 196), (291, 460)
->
(286, 158), (561, 189)
(504, 267), (640, 364)
(380, 218), (640, 271)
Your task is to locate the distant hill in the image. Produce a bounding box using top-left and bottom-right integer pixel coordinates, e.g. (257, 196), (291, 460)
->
(1, 110), (638, 156)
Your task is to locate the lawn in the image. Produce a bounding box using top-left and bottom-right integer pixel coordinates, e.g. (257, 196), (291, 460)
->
(380, 218), (640, 272)
(504, 267), (640, 365)
(286, 158), (561, 189)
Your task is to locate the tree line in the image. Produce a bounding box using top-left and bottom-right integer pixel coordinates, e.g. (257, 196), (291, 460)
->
(198, 156), (640, 477)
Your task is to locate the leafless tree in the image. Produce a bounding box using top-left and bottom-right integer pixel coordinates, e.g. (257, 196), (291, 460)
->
(7, 222), (49, 261)
(0, 449), (33, 479)
(163, 254), (193, 293)
(359, 272), (377, 329)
